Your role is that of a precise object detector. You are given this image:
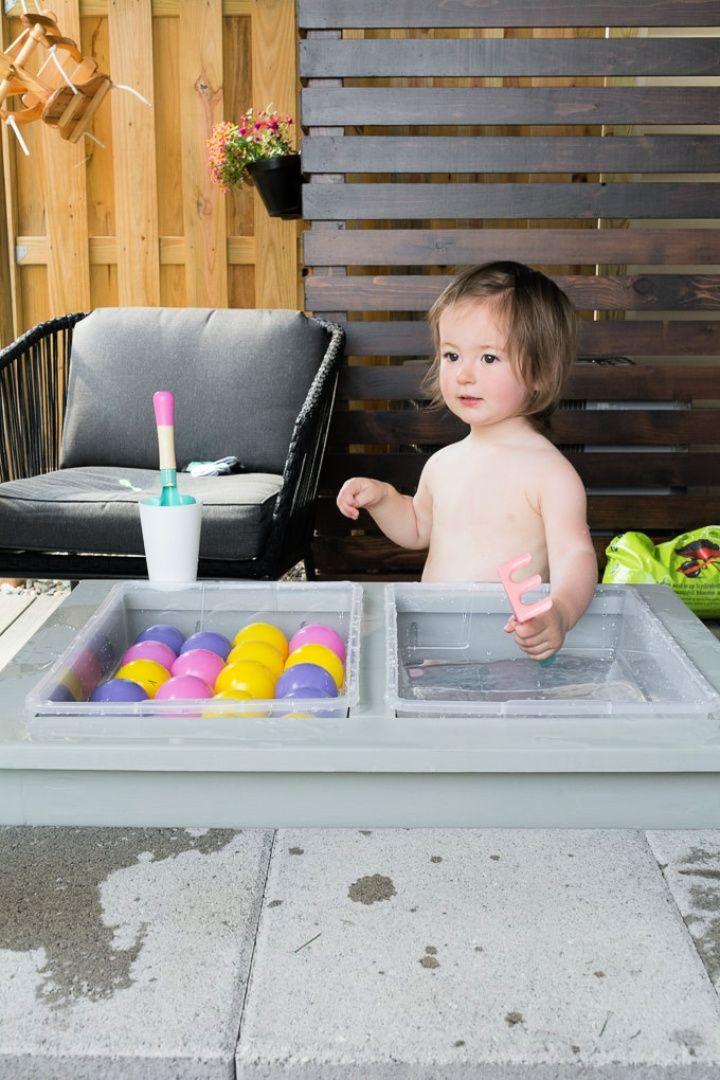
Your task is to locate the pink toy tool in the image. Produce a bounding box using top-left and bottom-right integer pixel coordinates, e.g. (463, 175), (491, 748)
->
(497, 553), (552, 623)
(497, 553), (556, 666)
(153, 390), (195, 507)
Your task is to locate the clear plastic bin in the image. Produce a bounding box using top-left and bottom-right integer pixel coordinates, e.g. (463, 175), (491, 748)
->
(385, 583), (720, 720)
(27, 580), (362, 737)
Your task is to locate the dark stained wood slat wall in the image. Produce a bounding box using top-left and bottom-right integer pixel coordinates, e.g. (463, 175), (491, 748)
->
(302, 138), (720, 176)
(298, 0), (720, 29)
(300, 38), (720, 77)
(299, 2), (720, 580)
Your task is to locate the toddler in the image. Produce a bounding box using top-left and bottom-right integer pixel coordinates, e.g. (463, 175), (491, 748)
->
(336, 261), (598, 661)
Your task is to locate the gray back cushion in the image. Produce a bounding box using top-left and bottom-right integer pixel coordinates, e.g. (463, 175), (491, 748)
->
(60, 308), (330, 473)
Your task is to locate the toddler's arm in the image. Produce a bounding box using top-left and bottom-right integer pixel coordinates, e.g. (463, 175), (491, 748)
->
(336, 470), (433, 550)
(540, 460), (598, 632)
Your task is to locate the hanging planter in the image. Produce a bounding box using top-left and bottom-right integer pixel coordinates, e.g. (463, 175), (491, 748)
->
(246, 154), (302, 220)
(208, 108), (303, 222)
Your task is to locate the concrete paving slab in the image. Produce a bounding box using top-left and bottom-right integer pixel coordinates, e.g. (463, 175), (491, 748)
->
(0, 826), (272, 1080)
(237, 829), (720, 1079)
(646, 830), (720, 993)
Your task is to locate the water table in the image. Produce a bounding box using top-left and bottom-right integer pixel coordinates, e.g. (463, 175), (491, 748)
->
(1, 579), (719, 829)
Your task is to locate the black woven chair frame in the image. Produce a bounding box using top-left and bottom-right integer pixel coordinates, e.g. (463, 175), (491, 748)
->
(0, 313), (344, 580)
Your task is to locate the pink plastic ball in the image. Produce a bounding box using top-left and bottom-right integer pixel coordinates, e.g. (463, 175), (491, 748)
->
(154, 675), (212, 700)
(288, 624), (346, 662)
(171, 648), (225, 688)
(121, 640), (177, 670)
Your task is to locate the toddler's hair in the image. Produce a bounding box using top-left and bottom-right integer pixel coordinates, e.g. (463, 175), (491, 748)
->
(424, 261), (578, 423)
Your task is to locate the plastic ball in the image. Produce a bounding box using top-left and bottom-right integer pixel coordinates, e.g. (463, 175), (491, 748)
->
(232, 621), (289, 660)
(212, 689), (252, 701)
(226, 640), (284, 681)
(289, 624), (346, 662)
(115, 659), (170, 698)
(215, 660), (276, 700)
(71, 648), (103, 697)
(171, 648), (225, 687)
(50, 669), (84, 702)
(203, 689), (265, 718)
(155, 675), (212, 700)
(277, 684), (334, 701)
(284, 644), (344, 690)
(181, 631), (231, 661)
(121, 640), (177, 670)
(87, 631), (116, 676)
(275, 663), (338, 699)
(135, 624), (185, 655)
(90, 678), (149, 703)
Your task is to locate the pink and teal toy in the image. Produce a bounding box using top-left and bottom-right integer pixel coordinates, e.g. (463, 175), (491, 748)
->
(275, 663), (338, 699)
(121, 640), (177, 670)
(288, 623), (346, 663)
(90, 678), (149, 703)
(152, 390), (195, 507)
(136, 624), (185, 655)
(181, 631), (231, 661)
(171, 648), (225, 687)
(155, 675), (213, 700)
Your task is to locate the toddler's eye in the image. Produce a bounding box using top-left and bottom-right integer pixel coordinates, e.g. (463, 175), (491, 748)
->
(481, 353), (500, 365)
(442, 350), (460, 363)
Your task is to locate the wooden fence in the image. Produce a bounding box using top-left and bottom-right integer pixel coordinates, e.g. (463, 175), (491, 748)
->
(0, 0), (299, 347)
(300, 1), (720, 579)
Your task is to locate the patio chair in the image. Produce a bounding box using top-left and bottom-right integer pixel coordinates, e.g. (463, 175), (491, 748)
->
(0, 307), (343, 580)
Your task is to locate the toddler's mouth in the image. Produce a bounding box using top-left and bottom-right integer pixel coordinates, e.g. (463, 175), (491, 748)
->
(459, 395), (483, 405)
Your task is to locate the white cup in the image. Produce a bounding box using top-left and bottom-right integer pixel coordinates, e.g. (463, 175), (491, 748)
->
(139, 499), (202, 584)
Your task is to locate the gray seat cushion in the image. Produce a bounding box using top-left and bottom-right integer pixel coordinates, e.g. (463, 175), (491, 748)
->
(60, 308), (331, 474)
(0, 467), (283, 562)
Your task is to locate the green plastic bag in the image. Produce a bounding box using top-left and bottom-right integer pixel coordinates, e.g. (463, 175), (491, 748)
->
(603, 527), (720, 617)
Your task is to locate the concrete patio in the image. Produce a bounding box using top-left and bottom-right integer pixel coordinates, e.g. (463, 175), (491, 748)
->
(0, 824), (719, 1079)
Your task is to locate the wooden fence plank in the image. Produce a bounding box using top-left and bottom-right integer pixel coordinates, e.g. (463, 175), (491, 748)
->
(297, 0), (720, 29)
(327, 409), (720, 447)
(321, 451), (720, 491)
(304, 227), (720, 266)
(304, 183), (720, 221)
(335, 364), (720, 402)
(337, 319), (720, 358)
(109, 0), (160, 305)
(250, 0), (299, 308)
(302, 87), (720, 127)
(39, 0), (92, 317)
(308, 274), (720, 312)
(302, 136), (720, 175)
(300, 38), (720, 78)
(179, 0), (228, 306)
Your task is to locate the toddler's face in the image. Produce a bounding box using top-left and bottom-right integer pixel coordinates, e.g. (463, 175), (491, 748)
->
(437, 299), (530, 428)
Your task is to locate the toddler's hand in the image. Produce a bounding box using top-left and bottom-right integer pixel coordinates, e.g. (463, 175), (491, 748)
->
(336, 477), (387, 520)
(503, 601), (567, 662)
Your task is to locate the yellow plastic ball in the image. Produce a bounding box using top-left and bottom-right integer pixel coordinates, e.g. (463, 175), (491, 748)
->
(232, 621), (289, 660)
(115, 659), (170, 699)
(214, 660), (276, 700)
(203, 689), (265, 719)
(285, 644), (344, 690)
(226, 641), (284, 681)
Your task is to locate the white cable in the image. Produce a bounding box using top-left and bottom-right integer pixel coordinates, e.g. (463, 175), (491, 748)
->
(112, 82), (152, 108)
(49, 46), (78, 93)
(7, 115), (30, 156)
(83, 130), (106, 148)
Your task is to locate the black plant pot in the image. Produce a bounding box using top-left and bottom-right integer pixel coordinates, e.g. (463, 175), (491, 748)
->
(247, 154), (302, 220)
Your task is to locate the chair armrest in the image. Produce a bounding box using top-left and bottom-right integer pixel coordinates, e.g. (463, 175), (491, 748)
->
(264, 317), (344, 570)
(0, 312), (87, 482)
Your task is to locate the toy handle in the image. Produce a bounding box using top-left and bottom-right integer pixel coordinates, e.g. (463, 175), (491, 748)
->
(153, 390), (174, 427)
(152, 390), (176, 472)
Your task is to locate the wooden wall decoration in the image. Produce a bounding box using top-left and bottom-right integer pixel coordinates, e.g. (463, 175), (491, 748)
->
(299, 0), (720, 579)
(0, 0), (299, 347)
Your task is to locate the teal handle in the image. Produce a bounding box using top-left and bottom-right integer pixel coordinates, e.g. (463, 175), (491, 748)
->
(539, 654), (557, 668)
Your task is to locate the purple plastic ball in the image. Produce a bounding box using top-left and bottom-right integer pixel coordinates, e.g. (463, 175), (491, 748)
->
(90, 678), (149, 703)
(279, 685), (334, 700)
(135, 624), (185, 655)
(49, 682), (76, 703)
(275, 663), (338, 699)
(180, 631), (231, 661)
